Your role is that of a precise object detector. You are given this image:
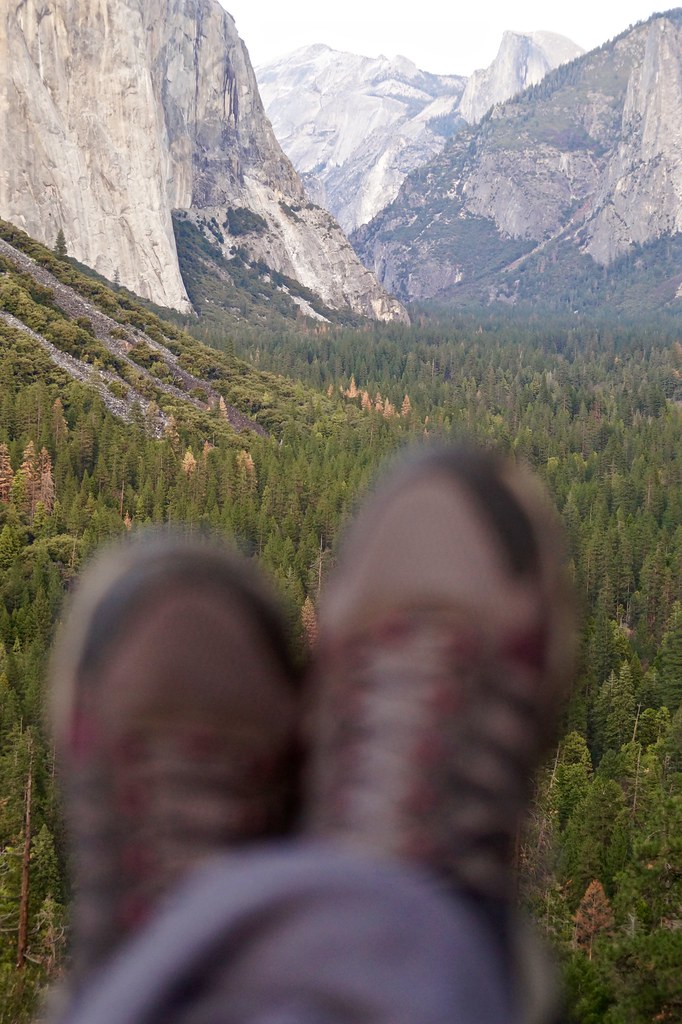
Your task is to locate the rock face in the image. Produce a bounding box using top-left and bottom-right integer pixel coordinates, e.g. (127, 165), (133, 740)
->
(0, 0), (406, 321)
(257, 34), (580, 234)
(352, 12), (682, 306)
(458, 31), (584, 124)
(587, 15), (682, 264)
(1, 0), (191, 311)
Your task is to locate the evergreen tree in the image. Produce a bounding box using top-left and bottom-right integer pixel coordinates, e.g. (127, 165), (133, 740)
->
(658, 601), (682, 711)
(561, 777), (629, 902)
(181, 449), (197, 476)
(37, 448), (55, 515)
(605, 662), (637, 751)
(51, 398), (68, 445)
(17, 442), (40, 522)
(53, 229), (67, 260)
(555, 731), (593, 828)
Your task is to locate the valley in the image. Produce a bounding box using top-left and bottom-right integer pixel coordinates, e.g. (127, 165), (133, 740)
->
(0, 2), (681, 1021)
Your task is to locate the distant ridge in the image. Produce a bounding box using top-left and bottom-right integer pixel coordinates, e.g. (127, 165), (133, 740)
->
(257, 31), (582, 233)
(351, 11), (682, 315)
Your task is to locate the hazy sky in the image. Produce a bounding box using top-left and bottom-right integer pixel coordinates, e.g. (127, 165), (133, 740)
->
(219, 1), (666, 75)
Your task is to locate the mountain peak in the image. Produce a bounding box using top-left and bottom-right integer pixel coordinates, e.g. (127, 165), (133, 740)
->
(258, 45), (466, 233)
(459, 29), (584, 123)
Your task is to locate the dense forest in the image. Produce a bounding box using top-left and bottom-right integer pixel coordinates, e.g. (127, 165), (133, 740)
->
(0, 227), (681, 1022)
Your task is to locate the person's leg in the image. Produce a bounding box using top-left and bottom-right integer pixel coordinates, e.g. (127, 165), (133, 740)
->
(49, 533), (300, 988)
(56, 845), (517, 1024)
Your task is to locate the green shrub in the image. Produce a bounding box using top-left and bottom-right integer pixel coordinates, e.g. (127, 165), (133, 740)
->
(223, 207), (268, 237)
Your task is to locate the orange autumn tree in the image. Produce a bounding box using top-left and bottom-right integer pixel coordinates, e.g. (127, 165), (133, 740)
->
(574, 880), (614, 960)
(301, 595), (318, 649)
(0, 443), (13, 503)
(37, 447), (55, 515)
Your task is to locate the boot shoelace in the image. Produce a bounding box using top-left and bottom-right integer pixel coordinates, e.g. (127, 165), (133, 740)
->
(311, 607), (547, 900)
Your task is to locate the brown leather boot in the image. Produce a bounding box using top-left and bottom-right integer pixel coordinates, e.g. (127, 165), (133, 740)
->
(307, 445), (576, 901)
(50, 534), (300, 987)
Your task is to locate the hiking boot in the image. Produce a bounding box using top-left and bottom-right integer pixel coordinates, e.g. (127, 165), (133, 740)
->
(307, 445), (576, 901)
(49, 533), (300, 985)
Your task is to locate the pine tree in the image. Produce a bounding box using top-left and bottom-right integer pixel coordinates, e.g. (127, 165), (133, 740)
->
(37, 448), (55, 515)
(181, 449), (197, 476)
(344, 376), (358, 399)
(34, 895), (66, 976)
(53, 228), (67, 259)
(17, 441), (40, 522)
(561, 777), (629, 900)
(51, 397), (68, 445)
(556, 732), (593, 828)
(0, 523), (21, 571)
(658, 601), (682, 711)
(236, 449), (256, 490)
(605, 662), (637, 751)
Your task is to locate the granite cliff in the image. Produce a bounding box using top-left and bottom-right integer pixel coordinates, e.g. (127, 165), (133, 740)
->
(0, 0), (406, 322)
(352, 11), (682, 309)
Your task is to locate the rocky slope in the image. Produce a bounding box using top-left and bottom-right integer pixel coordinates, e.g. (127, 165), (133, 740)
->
(257, 33), (581, 233)
(0, 228), (266, 434)
(0, 0), (405, 322)
(352, 11), (682, 308)
(1, 217), (341, 443)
